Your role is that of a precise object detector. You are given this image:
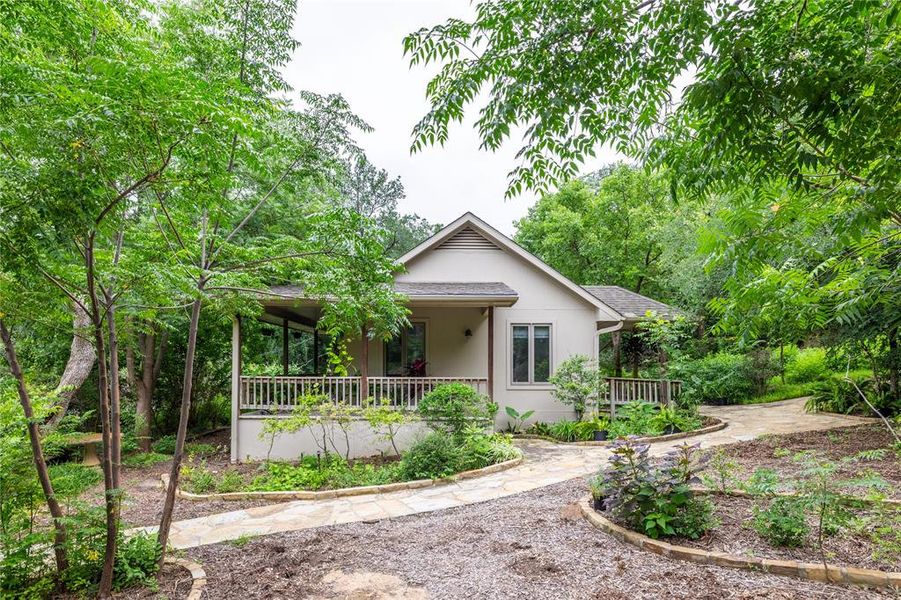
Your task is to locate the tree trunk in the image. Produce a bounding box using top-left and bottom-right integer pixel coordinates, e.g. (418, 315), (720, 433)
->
(85, 241), (119, 598)
(47, 302), (96, 428)
(106, 294), (122, 490)
(157, 297), (202, 563)
(889, 328), (899, 401)
(0, 319), (70, 578)
(126, 326), (168, 452)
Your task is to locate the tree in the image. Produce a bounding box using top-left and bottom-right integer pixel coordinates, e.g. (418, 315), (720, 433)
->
(340, 155), (438, 257)
(406, 1), (899, 397)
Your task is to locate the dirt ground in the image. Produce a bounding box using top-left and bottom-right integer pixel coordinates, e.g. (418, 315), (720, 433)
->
(677, 494), (899, 572)
(121, 478), (893, 600)
(700, 423), (900, 499)
(80, 429), (275, 527)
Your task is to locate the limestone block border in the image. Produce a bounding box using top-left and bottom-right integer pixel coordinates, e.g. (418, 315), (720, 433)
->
(164, 556), (206, 599)
(579, 496), (901, 588)
(517, 417), (727, 446)
(163, 455), (523, 502)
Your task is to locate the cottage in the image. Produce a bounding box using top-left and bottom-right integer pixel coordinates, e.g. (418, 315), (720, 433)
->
(230, 212), (679, 461)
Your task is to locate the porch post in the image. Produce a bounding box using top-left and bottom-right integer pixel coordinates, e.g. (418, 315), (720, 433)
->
(612, 331), (623, 377)
(282, 319), (289, 376)
(487, 306), (494, 400)
(230, 316), (241, 463)
(360, 324), (369, 402)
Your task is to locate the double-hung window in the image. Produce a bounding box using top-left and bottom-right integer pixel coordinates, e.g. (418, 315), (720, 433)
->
(511, 324), (551, 384)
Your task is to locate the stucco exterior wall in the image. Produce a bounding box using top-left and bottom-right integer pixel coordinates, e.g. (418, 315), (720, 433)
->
(346, 307), (489, 378)
(236, 415), (431, 461)
(397, 246), (599, 426)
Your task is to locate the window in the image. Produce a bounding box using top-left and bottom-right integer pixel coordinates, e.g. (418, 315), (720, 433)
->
(511, 324), (552, 384)
(385, 322), (427, 376)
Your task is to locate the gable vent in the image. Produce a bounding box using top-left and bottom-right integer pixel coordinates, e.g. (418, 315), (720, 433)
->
(436, 227), (501, 251)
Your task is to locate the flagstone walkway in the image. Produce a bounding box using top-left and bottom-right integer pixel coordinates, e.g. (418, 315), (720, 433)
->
(150, 398), (873, 549)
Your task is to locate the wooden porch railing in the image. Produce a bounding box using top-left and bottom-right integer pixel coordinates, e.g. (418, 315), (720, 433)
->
(602, 377), (682, 418)
(239, 375), (489, 411)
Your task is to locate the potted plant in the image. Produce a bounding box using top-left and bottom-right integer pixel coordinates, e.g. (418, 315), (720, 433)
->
(592, 416), (610, 441)
(652, 405), (683, 435)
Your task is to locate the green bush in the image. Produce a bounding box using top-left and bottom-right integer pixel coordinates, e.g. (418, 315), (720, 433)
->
(48, 463), (102, 497)
(806, 371), (898, 417)
(753, 497), (809, 547)
(418, 383), (497, 435)
(399, 432), (462, 479)
(458, 427), (520, 470)
(608, 401), (663, 437)
(113, 533), (162, 591)
(598, 439), (715, 539)
(670, 353), (755, 405)
(152, 434), (176, 455)
(785, 347), (829, 383)
(548, 355), (605, 420)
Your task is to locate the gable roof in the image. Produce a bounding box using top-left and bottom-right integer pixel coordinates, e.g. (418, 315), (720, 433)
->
(582, 286), (681, 321)
(398, 212), (623, 322)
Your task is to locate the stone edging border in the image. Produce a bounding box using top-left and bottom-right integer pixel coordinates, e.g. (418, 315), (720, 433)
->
(162, 455), (523, 502)
(578, 496), (901, 588)
(516, 417), (727, 446)
(164, 556), (206, 599)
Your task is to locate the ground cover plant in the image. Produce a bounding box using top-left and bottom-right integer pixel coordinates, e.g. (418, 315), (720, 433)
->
(178, 384), (519, 494)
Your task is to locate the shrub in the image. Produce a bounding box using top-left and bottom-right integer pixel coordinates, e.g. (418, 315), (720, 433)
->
(215, 469), (245, 493)
(753, 497), (809, 547)
(458, 427), (520, 470)
(669, 353), (755, 405)
(548, 355), (606, 420)
(399, 432), (462, 479)
(48, 463), (103, 496)
(785, 347), (829, 383)
(598, 439), (714, 539)
(152, 434), (176, 455)
(418, 383), (497, 435)
(806, 372), (899, 417)
(113, 533), (162, 591)
(180, 459), (215, 494)
(608, 401), (663, 437)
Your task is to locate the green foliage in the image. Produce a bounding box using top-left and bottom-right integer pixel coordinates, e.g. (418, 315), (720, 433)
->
(608, 401), (662, 438)
(503, 405), (534, 434)
(741, 468), (782, 496)
(399, 432), (462, 480)
(457, 427), (520, 470)
(525, 415), (608, 442)
(806, 372), (899, 418)
(785, 348), (829, 384)
(548, 355), (605, 420)
(598, 439), (714, 539)
(153, 435), (177, 455)
(363, 397), (414, 456)
(753, 497), (809, 547)
(701, 449), (739, 494)
(249, 456), (403, 492)
(180, 460), (216, 495)
(47, 463), (102, 497)
(418, 383), (496, 436)
(670, 353), (756, 405)
(113, 533), (162, 591)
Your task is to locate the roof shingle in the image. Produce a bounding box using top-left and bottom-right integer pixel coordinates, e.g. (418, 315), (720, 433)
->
(582, 285), (681, 320)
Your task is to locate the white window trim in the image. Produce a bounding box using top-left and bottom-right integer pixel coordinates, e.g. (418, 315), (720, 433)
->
(507, 322), (554, 388)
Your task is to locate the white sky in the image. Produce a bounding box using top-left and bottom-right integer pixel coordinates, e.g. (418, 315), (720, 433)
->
(285, 0), (625, 235)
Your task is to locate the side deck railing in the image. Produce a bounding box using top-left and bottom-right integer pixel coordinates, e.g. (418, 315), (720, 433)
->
(238, 375), (679, 416)
(239, 375), (489, 412)
(602, 377), (682, 417)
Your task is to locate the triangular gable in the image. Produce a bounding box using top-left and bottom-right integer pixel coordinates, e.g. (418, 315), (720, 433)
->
(398, 212), (623, 323)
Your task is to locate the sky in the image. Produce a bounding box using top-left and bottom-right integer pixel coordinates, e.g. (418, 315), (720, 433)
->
(285, 0), (625, 235)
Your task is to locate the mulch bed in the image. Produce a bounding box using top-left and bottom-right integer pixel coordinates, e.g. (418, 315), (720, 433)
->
(79, 429), (275, 527)
(701, 424), (900, 499)
(674, 494), (899, 572)
(150, 478), (893, 599)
